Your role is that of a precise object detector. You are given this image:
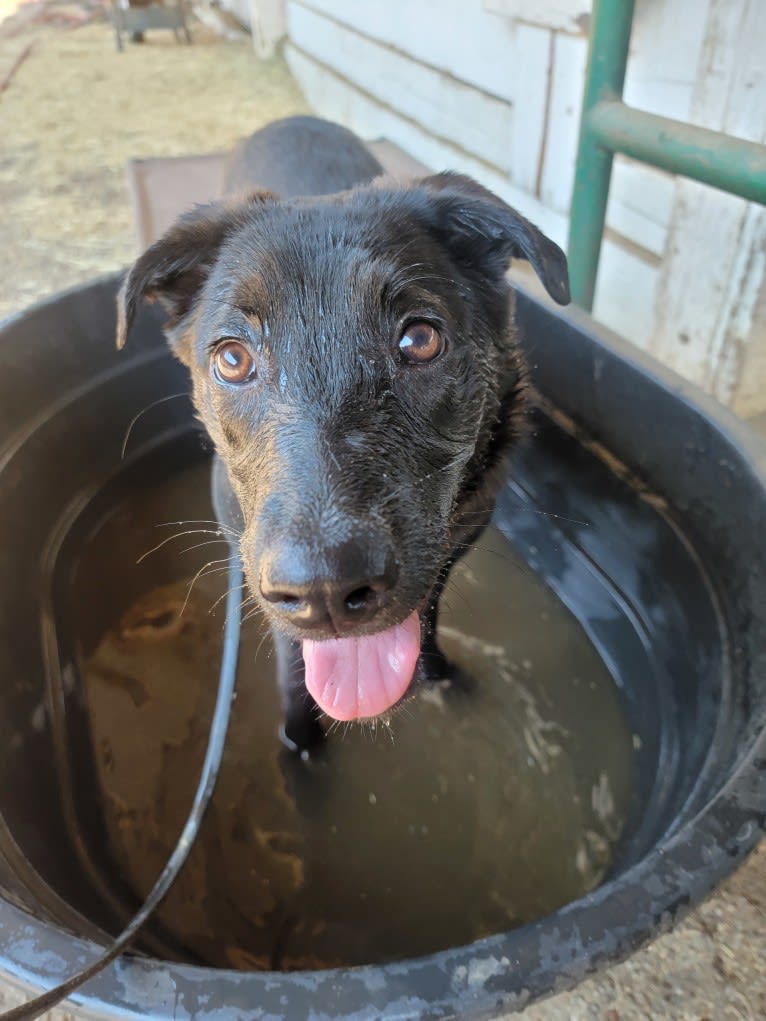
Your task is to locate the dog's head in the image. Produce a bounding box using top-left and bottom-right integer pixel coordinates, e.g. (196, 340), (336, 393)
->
(118, 173), (569, 721)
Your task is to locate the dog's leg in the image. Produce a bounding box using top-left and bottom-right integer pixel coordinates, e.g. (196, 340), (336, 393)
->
(418, 567), (453, 682)
(418, 522), (489, 689)
(272, 631), (324, 753)
(418, 583), (477, 698)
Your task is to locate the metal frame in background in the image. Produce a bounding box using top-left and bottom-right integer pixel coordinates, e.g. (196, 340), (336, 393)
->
(110, 0), (192, 52)
(568, 0), (766, 310)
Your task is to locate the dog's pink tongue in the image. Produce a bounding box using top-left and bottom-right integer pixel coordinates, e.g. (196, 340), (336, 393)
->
(302, 611), (421, 721)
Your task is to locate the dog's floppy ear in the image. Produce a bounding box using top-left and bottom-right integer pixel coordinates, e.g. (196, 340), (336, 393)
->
(116, 192), (274, 350)
(414, 173), (570, 305)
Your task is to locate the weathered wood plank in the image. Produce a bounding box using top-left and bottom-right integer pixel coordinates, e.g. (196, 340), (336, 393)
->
(284, 42), (569, 246)
(483, 0), (590, 35)
(288, 2), (516, 174)
(291, 0), (535, 105)
(649, 0), (766, 410)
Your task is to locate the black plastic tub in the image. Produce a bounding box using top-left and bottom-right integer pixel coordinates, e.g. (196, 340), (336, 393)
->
(0, 275), (764, 1019)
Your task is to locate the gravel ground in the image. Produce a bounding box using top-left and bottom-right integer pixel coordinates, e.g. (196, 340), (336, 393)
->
(0, 8), (764, 1021)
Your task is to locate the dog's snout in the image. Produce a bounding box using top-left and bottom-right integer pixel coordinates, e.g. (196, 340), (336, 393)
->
(259, 535), (398, 633)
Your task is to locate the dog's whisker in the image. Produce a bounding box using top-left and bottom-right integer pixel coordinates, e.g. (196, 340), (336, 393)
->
(454, 493), (592, 529)
(137, 528), (228, 564)
(154, 518), (241, 543)
(385, 698), (414, 726)
(398, 700), (415, 720)
(179, 558), (235, 616)
(449, 541), (532, 574)
(241, 607), (259, 626)
(449, 539), (524, 560)
(450, 539), (515, 555)
(242, 603), (268, 627)
(525, 508), (591, 526)
(437, 589), (470, 614)
(238, 594), (258, 615)
(380, 452), (469, 507)
(208, 582), (248, 615)
(177, 537), (234, 557)
(155, 518), (242, 538)
(121, 393), (189, 460)
(252, 627), (273, 661)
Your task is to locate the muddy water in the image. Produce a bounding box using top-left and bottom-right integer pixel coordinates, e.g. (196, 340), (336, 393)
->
(71, 455), (634, 970)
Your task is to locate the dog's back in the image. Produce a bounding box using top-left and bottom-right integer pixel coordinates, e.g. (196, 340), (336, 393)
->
(223, 115), (384, 199)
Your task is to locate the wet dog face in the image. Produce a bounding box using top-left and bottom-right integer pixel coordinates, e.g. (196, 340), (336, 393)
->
(118, 174), (569, 720)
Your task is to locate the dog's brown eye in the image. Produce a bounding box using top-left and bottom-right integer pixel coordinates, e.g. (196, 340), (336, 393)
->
(398, 322), (444, 364)
(213, 341), (256, 385)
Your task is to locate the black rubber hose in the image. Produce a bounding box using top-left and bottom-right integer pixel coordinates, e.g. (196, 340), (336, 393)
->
(0, 560), (244, 1021)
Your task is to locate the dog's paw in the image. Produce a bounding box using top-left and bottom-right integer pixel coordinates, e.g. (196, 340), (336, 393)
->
(417, 647), (477, 697)
(417, 645), (451, 683)
(279, 714), (325, 757)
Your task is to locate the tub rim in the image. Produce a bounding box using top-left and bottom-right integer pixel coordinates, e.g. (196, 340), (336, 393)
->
(0, 276), (764, 1021)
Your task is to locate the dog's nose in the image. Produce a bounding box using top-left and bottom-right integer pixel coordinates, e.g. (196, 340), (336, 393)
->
(259, 536), (398, 632)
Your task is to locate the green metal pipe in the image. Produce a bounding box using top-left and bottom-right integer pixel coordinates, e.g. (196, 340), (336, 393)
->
(568, 0), (636, 310)
(587, 101), (766, 206)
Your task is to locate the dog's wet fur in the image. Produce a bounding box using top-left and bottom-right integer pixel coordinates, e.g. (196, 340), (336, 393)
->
(117, 116), (570, 751)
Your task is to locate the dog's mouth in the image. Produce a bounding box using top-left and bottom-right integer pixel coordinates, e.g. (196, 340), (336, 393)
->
(301, 610), (421, 721)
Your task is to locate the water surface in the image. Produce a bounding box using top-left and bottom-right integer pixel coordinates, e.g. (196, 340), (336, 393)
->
(72, 455), (634, 969)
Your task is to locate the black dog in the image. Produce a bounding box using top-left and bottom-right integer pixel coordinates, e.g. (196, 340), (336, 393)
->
(117, 116), (570, 751)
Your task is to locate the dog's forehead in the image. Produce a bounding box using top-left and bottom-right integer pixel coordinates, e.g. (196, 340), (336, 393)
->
(216, 196), (437, 309)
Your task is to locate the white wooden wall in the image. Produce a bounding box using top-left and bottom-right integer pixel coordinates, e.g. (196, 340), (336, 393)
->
(274, 0), (766, 416)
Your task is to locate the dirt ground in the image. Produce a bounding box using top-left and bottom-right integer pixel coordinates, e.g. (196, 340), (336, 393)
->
(0, 5), (764, 1021)
(0, 1), (308, 319)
